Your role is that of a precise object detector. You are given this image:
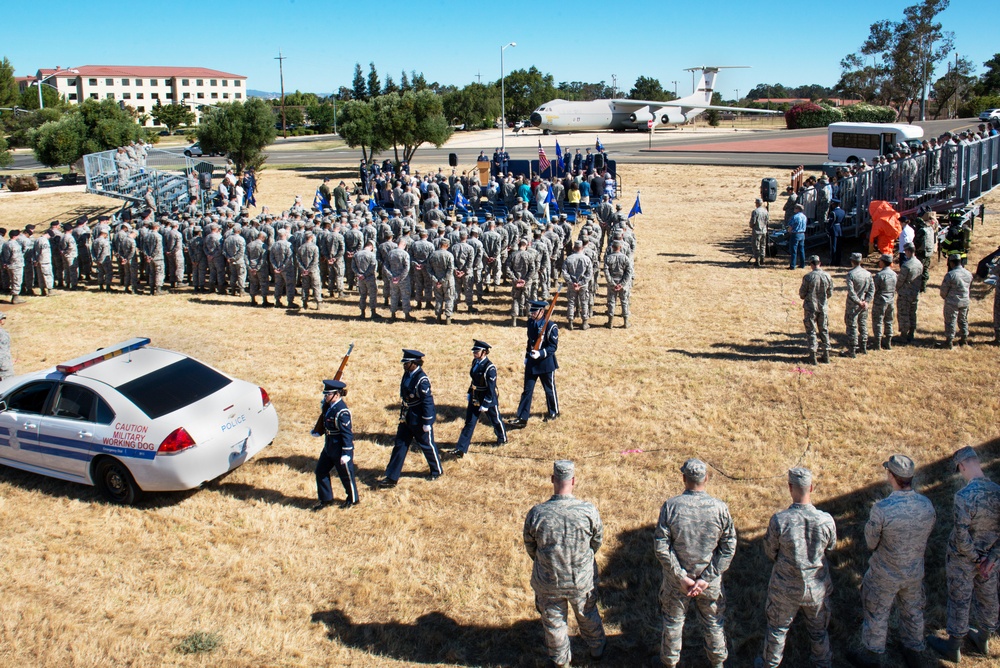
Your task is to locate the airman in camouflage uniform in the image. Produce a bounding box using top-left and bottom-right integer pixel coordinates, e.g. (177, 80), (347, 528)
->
(188, 226), (206, 293)
(91, 228), (113, 292)
(757, 467), (836, 668)
(1, 231), (24, 304)
(328, 222), (346, 298)
(507, 239), (534, 327)
(269, 228), (297, 308)
(654, 458), (737, 668)
(939, 253), (973, 348)
(296, 231), (323, 310)
(387, 239), (412, 320)
(428, 238), (455, 324)
(562, 241), (593, 330)
(871, 255), (897, 350)
(799, 256), (833, 366)
(451, 230), (477, 313)
(223, 225), (247, 296)
(33, 225), (53, 296)
(927, 447), (1000, 663)
(353, 240), (379, 319)
(58, 225), (79, 291)
(118, 227), (140, 294)
(749, 198), (769, 266)
(204, 223), (226, 295)
(844, 253), (874, 357)
(481, 220), (503, 288)
(142, 220), (165, 295)
(523, 460), (606, 668)
(603, 240), (633, 328)
(897, 243), (922, 344)
(848, 455), (935, 668)
(246, 230), (270, 306)
(410, 229), (435, 309)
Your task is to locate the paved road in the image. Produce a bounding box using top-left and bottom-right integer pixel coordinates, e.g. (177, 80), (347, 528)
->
(8, 118), (981, 172)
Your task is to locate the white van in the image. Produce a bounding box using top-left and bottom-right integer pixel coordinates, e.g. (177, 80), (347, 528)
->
(827, 122), (924, 163)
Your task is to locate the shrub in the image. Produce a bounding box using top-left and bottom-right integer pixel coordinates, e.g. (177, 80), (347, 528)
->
(785, 102), (843, 129)
(5, 175), (38, 192)
(958, 95), (1000, 119)
(175, 631), (221, 655)
(705, 109), (721, 127)
(842, 104), (897, 123)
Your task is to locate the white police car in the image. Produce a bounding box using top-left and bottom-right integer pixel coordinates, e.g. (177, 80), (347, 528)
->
(0, 338), (278, 504)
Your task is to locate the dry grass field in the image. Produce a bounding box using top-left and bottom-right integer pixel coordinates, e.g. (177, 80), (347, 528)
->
(0, 160), (999, 668)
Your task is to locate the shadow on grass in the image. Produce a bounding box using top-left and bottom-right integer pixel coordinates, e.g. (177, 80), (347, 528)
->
(210, 481), (313, 509)
(382, 404), (468, 424)
(0, 463), (195, 509)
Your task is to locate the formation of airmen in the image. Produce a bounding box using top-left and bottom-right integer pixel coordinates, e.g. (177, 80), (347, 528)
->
(1, 168), (638, 333)
(524, 448), (1000, 668)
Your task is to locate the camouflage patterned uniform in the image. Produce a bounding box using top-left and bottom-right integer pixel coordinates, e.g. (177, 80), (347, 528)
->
(845, 263), (875, 352)
(246, 235), (270, 303)
(861, 490), (936, 653)
(940, 263), (973, 342)
(603, 246), (633, 326)
(507, 245), (535, 320)
(562, 249), (593, 327)
(428, 245), (455, 321)
(654, 487), (737, 668)
(524, 477), (606, 666)
(944, 476), (1000, 639)
(352, 246), (378, 316)
(871, 264), (897, 344)
(387, 245), (411, 318)
(799, 264), (833, 356)
(760, 499), (837, 667)
(896, 255), (923, 339)
(750, 204), (769, 265)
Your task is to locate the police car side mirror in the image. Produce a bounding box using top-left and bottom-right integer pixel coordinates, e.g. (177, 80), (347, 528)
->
(0, 400), (7, 412)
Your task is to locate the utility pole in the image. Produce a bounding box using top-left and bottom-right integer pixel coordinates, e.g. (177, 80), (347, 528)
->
(475, 71), (482, 84)
(275, 49), (287, 139)
(611, 74), (617, 98)
(735, 88), (740, 102)
(918, 33), (927, 122)
(671, 80), (678, 98)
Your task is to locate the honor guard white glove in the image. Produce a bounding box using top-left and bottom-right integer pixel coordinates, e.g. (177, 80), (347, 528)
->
(310, 431), (321, 437)
(529, 350), (541, 359)
(479, 405), (488, 413)
(422, 424), (431, 433)
(340, 455), (350, 465)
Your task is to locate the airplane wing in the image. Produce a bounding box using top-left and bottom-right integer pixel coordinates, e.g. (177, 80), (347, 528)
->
(608, 99), (780, 114)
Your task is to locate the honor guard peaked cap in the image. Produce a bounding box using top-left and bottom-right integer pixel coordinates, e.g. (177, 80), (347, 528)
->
(952, 446), (978, 471)
(788, 467), (812, 487)
(471, 340), (491, 351)
(680, 458), (707, 482)
(401, 349), (425, 363)
(529, 300), (548, 312)
(883, 454), (915, 478)
(323, 380), (346, 393)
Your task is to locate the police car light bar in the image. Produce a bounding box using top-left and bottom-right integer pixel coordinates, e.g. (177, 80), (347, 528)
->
(56, 338), (152, 374)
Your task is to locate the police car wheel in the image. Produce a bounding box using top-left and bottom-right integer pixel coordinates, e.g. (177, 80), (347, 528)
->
(95, 458), (140, 505)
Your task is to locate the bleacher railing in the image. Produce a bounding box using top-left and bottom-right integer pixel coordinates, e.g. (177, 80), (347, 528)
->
(83, 148), (196, 212)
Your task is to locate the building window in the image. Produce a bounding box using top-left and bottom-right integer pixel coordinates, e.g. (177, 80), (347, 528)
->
(196, 79), (203, 86)
(135, 79), (142, 86)
(105, 78), (113, 85)
(137, 106), (145, 112)
(89, 78), (98, 86)
(151, 93), (159, 100)
(235, 80), (241, 87)
(211, 92), (218, 99)
(122, 79), (130, 86)
(122, 92), (131, 100)
(181, 78), (189, 86)
(197, 92), (204, 99)
(222, 80), (228, 87)
(210, 79), (217, 86)
(67, 78), (77, 85)
(149, 79), (157, 86)
(90, 93), (98, 99)
(166, 92), (173, 99)
(68, 93), (78, 100)
(106, 93), (115, 99)
(182, 92), (190, 99)
(222, 92), (229, 99)
(235, 93), (242, 99)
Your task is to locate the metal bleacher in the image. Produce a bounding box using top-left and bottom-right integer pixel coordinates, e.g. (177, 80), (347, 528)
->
(83, 148), (210, 214)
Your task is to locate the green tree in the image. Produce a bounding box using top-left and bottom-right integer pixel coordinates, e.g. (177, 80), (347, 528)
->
(283, 106), (305, 127)
(367, 63), (381, 100)
(75, 99), (147, 155)
(151, 102), (196, 133)
(976, 53), (1000, 96)
(306, 102), (337, 133)
(400, 71), (410, 92)
(18, 83), (63, 110)
(5, 107), (61, 147)
(442, 83), (501, 130)
(499, 67), (556, 122)
(32, 113), (85, 168)
(352, 63), (367, 101)
(372, 90), (452, 163)
(629, 76), (675, 101)
(556, 81), (615, 101)
(0, 57), (18, 110)
(931, 56), (976, 118)
(338, 99), (387, 162)
(383, 74), (397, 96)
(0, 134), (12, 168)
(197, 98), (277, 173)
(411, 71), (427, 92)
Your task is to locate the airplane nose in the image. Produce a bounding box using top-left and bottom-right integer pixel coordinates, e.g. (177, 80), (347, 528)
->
(529, 112), (542, 127)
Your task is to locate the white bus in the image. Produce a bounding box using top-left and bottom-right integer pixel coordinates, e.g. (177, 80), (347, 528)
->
(827, 122), (924, 164)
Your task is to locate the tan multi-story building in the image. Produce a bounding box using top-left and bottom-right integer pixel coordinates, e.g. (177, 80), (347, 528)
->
(27, 65), (248, 126)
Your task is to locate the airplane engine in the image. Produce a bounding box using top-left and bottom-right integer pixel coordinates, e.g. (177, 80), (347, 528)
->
(659, 110), (687, 125)
(627, 107), (653, 125)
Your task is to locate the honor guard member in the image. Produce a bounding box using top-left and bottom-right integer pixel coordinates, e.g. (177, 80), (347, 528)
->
(523, 460), (606, 668)
(756, 467), (837, 668)
(451, 340), (507, 458)
(654, 458), (736, 668)
(310, 380), (358, 511)
(927, 447), (1000, 663)
(800, 255), (833, 365)
(847, 455), (935, 668)
(380, 350), (443, 488)
(507, 300), (559, 429)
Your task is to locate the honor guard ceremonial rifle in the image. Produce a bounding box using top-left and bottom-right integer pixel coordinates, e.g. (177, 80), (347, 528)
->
(533, 286), (561, 351)
(313, 342), (354, 434)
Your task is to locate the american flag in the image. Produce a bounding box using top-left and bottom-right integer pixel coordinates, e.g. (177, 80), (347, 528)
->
(537, 142), (550, 172)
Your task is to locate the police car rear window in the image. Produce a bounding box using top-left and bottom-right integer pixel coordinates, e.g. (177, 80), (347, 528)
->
(114, 358), (232, 419)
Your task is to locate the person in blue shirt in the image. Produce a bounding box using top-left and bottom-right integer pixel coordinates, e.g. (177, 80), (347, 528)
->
(579, 178), (591, 205)
(450, 340), (507, 457)
(787, 203), (808, 270)
(380, 349), (443, 488)
(507, 301), (559, 429)
(311, 380), (359, 510)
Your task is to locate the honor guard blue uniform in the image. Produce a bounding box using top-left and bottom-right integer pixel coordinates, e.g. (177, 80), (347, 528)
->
(509, 301), (559, 428)
(381, 349), (443, 487)
(311, 380), (359, 510)
(453, 340), (507, 457)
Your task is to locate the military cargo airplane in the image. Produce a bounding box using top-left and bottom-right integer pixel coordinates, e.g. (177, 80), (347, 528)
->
(529, 66), (779, 133)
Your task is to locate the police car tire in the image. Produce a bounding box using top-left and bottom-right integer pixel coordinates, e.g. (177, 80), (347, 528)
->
(94, 457), (140, 505)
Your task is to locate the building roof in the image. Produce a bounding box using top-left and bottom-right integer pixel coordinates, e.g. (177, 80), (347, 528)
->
(36, 65), (246, 79)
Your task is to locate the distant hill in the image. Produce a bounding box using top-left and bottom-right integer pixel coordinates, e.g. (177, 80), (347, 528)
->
(248, 89), (280, 99)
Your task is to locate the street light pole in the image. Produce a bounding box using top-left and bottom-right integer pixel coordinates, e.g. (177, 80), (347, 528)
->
(34, 68), (78, 110)
(671, 80), (678, 98)
(500, 41), (516, 156)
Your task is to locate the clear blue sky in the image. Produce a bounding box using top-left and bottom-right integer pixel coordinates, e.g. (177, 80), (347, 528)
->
(6, 0), (992, 99)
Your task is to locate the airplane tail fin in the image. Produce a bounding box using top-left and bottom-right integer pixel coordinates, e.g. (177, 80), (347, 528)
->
(680, 66), (749, 106)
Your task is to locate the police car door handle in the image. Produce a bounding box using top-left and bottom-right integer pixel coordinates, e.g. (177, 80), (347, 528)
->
(24, 423), (37, 429)
(78, 430), (93, 438)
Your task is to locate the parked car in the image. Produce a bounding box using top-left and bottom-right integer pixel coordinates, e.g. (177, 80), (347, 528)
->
(979, 108), (1000, 122)
(183, 142), (221, 158)
(0, 338), (279, 504)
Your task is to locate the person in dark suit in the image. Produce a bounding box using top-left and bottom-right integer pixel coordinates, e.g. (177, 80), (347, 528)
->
(380, 349), (443, 487)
